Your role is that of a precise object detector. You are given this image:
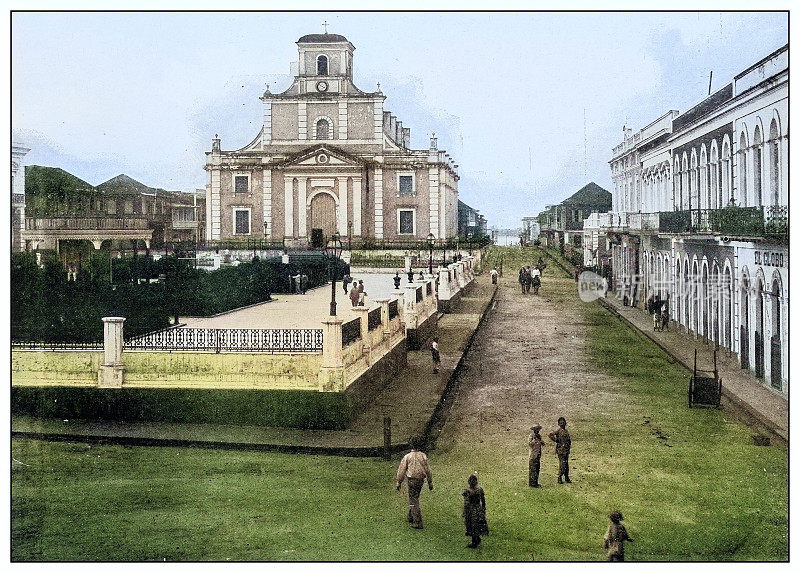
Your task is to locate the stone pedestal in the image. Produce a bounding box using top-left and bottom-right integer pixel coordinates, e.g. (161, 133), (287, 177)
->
(319, 318), (345, 391)
(98, 317), (125, 388)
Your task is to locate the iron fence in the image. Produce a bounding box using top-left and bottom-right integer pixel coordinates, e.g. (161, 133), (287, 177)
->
(12, 341), (103, 351)
(659, 210), (692, 233)
(25, 217), (150, 230)
(388, 300), (399, 320)
(765, 205), (788, 241)
(707, 206), (764, 236)
(202, 238), (287, 251)
(368, 308), (383, 331)
(124, 327), (323, 353)
(416, 287), (423, 303)
(426, 282), (433, 295)
(342, 318), (362, 348)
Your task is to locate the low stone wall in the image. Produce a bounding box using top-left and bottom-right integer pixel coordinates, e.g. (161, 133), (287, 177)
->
(12, 350), (322, 390)
(344, 338), (408, 418)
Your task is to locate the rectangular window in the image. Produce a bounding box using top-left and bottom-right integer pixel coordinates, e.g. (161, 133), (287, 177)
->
(234, 209), (251, 235)
(398, 209), (415, 235)
(106, 200), (116, 215)
(398, 174), (414, 196)
(234, 175), (249, 194)
(124, 200), (134, 214)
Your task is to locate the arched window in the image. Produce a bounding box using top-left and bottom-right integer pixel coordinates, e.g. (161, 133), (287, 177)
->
(317, 54), (328, 75)
(681, 153), (689, 209)
(753, 125), (763, 206)
(316, 118), (330, 140)
(769, 118), (780, 206)
(700, 145), (709, 209)
(710, 141), (719, 209)
(673, 157), (681, 210)
(738, 131), (748, 206)
(722, 137), (732, 204)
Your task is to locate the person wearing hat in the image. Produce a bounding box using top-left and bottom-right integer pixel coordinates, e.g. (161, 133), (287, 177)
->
(603, 510), (633, 561)
(548, 416), (572, 484)
(528, 425), (544, 487)
(395, 437), (434, 529)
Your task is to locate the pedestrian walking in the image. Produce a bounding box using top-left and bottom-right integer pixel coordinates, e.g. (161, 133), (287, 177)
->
(342, 273), (352, 294)
(349, 283), (360, 307)
(357, 280), (366, 306)
(490, 268), (498, 284)
(394, 272), (402, 289)
(430, 337), (441, 373)
(604, 510), (634, 561)
(518, 267), (526, 294)
(548, 416), (572, 484)
(462, 474), (489, 548)
(395, 438), (434, 529)
(528, 425), (544, 487)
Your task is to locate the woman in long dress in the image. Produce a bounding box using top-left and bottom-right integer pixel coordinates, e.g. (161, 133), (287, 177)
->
(462, 474), (489, 548)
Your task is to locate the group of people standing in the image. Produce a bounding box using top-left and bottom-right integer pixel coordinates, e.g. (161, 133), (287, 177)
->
(342, 274), (366, 307)
(395, 417), (633, 559)
(518, 265), (542, 294)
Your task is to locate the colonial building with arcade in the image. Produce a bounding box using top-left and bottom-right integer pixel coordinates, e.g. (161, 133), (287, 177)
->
(205, 31), (460, 247)
(601, 44), (788, 394)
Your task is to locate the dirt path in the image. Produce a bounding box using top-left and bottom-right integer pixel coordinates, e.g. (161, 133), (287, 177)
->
(435, 264), (617, 458)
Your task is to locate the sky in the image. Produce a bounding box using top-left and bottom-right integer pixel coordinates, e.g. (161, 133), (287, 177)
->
(10, 10), (788, 228)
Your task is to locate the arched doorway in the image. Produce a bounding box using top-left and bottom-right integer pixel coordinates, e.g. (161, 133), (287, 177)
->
(711, 264), (719, 344)
(754, 277), (765, 379)
(309, 192), (337, 245)
(692, 260), (699, 334)
(740, 273), (749, 369)
(770, 276), (782, 390)
(723, 266), (732, 349)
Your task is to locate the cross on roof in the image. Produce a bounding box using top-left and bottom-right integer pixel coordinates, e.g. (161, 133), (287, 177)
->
(322, 20), (329, 33)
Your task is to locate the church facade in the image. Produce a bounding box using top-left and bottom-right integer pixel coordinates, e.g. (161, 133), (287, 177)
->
(205, 32), (459, 246)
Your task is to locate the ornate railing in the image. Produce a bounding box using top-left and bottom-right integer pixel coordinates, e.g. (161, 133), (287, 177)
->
(765, 205), (788, 241)
(659, 210), (692, 233)
(368, 308), (382, 331)
(707, 206), (764, 236)
(341, 318), (361, 348)
(349, 255), (405, 268)
(349, 236), (491, 251)
(124, 328), (323, 353)
(628, 212), (659, 231)
(202, 238), (286, 251)
(12, 341), (103, 350)
(25, 217), (150, 230)
(388, 300), (399, 320)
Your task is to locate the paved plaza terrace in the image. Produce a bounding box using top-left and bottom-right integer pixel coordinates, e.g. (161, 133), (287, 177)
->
(181, 271), (413, 329)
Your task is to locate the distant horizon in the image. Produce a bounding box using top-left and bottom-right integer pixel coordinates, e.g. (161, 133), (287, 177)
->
(12, 11), (788, 226)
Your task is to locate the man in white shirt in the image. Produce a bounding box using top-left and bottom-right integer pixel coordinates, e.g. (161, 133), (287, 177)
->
(395, 438), (434, 529)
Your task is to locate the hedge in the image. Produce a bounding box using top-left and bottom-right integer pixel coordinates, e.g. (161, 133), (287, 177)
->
(11, 386), (353, 430)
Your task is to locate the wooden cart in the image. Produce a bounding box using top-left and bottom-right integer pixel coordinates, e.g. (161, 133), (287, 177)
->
(688, 349), (722, 408)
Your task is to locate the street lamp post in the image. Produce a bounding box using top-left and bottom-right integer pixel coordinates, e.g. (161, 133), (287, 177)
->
(324, 232), (343, 316)
(427, 233), (435, 275)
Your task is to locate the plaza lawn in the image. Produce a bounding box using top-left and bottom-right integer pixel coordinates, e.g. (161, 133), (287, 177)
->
(11, 246), (788, 561)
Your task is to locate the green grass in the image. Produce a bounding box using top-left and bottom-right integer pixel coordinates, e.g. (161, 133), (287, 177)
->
(11, 247), (788, 561)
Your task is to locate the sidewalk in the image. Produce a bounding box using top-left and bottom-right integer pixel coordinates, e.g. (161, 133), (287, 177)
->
(600, 295), (788, 442)
(12, 278), (498, 456)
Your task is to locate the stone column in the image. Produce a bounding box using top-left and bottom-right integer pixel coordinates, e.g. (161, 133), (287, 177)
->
(374, 167), (383, 238)
(298, 177), (307, 239)
(376, 298), (391, 335)
(403, 285), (419, 330)
(284, 176), (294, 238)
(353, 306), (371, 363)
(319, 318), (345, 391)
(352, 177), (362, 236)
(338, 176), (348, 236)
(98, 317), (125, 388)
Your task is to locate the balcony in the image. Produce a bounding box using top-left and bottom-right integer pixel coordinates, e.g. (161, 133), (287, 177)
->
(654, 206), (786, 241)
(25, 217), (150, 230)
(628, 213), (659, 232)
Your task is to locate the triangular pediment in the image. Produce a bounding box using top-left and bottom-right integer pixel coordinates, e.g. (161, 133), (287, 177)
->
(280, 145), (364, 169)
